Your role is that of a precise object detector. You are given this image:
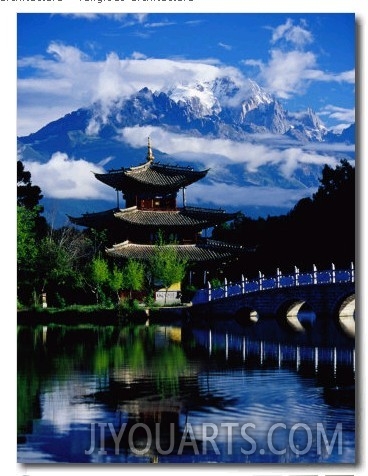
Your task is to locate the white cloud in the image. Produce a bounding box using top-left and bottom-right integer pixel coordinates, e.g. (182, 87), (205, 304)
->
(218, 42), (232, 51)
(131, 51), (148, 60)
(270, 18), (313, 48)
(245, 49), (317, 99)
(188, 181), (315, 210)
(144, 20), (176, 28)
(17, 46), (242, 136)
(335, 70), (355, 83)
(329, 123), (353, 134)
(22, 153), (112, 200)
(64, 13), (149, 25)
(297, 141), (354, 154)
(243, 18), (354, 101)
(120, 125), (339, 176)
(244, 49), (354, 100)
(120, 13), (149, 26)
(62, 13), (148, 23)
(319, 105), (355, 124)
(47, 42), (88, 64)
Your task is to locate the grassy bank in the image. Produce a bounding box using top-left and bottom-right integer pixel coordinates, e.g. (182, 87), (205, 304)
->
(17, 303), (189, 326)
(18, 304), (136, 326)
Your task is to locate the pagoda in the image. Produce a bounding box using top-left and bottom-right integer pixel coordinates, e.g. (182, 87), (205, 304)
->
(69, 139), (243, 287)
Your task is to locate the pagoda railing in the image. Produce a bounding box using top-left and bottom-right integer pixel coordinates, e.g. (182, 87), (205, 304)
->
(153, 161), (195, 171)
(191, 263), (355, 305)
(183, 206), (226, 214)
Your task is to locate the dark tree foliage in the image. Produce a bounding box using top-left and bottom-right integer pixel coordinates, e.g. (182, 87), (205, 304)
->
(212, 159), (355, 278)
(17, 160), (43, 209)
(17, 160), (47, 237)
(286, 159), (355, 270)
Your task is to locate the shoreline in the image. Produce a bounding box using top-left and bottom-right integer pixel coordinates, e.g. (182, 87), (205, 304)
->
(16, 307), (355, 349)
(17, 306), (189, 326)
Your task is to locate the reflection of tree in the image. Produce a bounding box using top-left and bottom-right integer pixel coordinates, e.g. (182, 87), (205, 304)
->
(17, 324), (234, 458)
(17, 370), (42, 438)
(152, 346), (188, 398)
(92, 326), (190, 398)
(17, 326), (48, 437)
(77, 325), (238, 459)
(17, 325), (109, 438)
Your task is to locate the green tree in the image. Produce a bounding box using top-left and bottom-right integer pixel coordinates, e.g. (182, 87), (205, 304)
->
(109, 265), (124, 302)
(17, 160), (47, 237)
(17, 161), (48, 305)
(17, 206), (39, 305)
(37, 235), (83, 307)
(149, 234), (188, 305)
(88, 256), (110, 304)
(121, 259), (145, 300)
(17, 206), (38, 270)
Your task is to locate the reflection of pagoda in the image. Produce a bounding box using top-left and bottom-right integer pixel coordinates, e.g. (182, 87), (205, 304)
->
(69, 139), (243, 283)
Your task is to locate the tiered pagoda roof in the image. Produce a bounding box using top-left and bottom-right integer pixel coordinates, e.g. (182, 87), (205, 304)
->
(68, 208), (118, 229)
(95, 163), (208, 194)
(106, 239), (244, 263)
(69, 206), (237, 231)
(94, 142), (208, 194)
(114, 206), (237, 230)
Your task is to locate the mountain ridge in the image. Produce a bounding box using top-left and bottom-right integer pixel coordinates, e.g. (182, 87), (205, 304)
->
(19, 76), (351, 150)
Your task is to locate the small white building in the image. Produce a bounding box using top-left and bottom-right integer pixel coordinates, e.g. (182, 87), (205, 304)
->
(155, 282), (182, 306)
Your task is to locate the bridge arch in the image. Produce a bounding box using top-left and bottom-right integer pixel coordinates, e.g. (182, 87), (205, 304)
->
(276, 300), (317, 332)
(336, 293), (355, 338)
(234, 306), (259, 327)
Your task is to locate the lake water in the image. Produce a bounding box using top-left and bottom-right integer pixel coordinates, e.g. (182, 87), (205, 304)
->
(17, 322), (355, 464)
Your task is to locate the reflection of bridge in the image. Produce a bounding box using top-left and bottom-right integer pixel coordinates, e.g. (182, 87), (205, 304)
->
(190, 264), (355, 338)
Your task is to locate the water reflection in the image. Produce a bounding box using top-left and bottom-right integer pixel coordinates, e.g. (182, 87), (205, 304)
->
(17, 324), (355, 463)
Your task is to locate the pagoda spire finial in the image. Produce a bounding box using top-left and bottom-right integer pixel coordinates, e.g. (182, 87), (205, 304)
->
(147, 137), (154, 162)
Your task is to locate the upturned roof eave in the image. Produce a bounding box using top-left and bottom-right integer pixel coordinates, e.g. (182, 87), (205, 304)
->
(105, 240), (244, 263)
(94, 160), (209, 192)
(67, 208), (119, 228)
(113, 207), (236, 228)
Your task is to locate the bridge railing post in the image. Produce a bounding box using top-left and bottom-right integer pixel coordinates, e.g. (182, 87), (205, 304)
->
(294, 266), (299, 286)
(313, 264), (318, 285)
(276, 268), (281, 288)
(331, 263), (336, 283)
(351, 262), (355, 283)
(258, 271), (263, 291)
(207, 281), (212, 302)
(241, 274), (245, 294)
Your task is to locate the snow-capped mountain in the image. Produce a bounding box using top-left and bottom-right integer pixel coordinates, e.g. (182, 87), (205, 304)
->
(17, 76), (355, 227)
(19, 76), (350, 157)
(20, 78), (336, 152)
(286, 108), (328, 142)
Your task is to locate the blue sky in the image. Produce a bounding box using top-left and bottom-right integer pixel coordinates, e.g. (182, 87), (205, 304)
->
(17, 13), (355, 136)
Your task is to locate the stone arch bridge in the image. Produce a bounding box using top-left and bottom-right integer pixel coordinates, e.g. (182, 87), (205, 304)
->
(190, 265), (355, 339)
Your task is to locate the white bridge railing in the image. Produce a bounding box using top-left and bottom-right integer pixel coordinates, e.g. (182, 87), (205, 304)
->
(191, 263), (355, 305)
